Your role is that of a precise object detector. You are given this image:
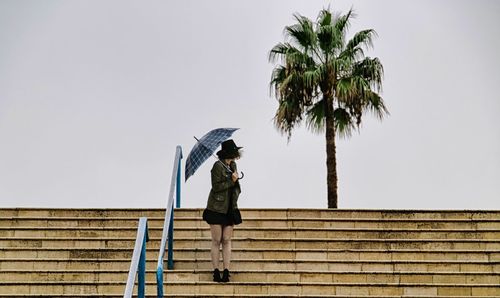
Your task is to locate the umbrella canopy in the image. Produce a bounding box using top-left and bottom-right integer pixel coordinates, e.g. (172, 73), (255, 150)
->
(185, 128), (239, 181)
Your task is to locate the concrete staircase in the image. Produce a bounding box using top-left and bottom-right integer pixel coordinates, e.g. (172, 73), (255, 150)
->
(0, 208), (499, 297)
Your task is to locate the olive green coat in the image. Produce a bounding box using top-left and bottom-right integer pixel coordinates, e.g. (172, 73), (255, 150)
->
(206, 160), (241, 214)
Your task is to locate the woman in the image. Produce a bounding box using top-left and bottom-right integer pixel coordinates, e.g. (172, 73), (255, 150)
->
(202, 139), (243, 283)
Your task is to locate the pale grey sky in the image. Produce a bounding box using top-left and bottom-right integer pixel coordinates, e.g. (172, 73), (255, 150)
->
(0, 0), (499, 209)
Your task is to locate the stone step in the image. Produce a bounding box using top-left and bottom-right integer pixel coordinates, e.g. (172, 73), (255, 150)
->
(1, 258), (498, 272)
(0, 295), (498, 298)
(0, 295), (497, 298)
(2, 217), (499, 229)
(2, 227), (498, 239)
(171, 259), (500, 272)
(0, 281), (498, 296)
(2, 247), (498, 261)
(172, 248), (500, 262)
(2, 237), (499, 250)
(1, 208), (499, 220)
(1, 269), (498, 284)
(172, 238), (500, 250)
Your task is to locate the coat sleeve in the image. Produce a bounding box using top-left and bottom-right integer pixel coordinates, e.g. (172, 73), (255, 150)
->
(211, 162), (235, 193)
(230, 161), (242, 194)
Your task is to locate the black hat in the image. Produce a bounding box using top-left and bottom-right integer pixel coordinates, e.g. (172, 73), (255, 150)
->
(217, 139), (243, 159)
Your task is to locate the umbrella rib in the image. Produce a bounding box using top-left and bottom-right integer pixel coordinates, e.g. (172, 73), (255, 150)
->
(193, 136), (232, 173)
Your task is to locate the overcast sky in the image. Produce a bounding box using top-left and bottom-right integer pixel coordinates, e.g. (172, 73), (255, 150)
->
(1, 0), (499, 210)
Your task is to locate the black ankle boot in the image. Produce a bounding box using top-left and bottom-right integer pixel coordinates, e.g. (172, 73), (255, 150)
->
(221, 269), (230, 282)
(213, 268), (222, 282)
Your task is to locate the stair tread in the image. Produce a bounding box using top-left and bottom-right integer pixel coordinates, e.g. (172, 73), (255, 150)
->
(2, 247), (498, 252)
(0, 295), (497, 298)
(1, 269), (498, 274)
(3, 226), (499, 231)
(3, 257), (499, 263)
(1, 280), (498, 286)
(3, 216), (500, 221)
(4, 207), (499, 211)
(3, 236), (500, 241)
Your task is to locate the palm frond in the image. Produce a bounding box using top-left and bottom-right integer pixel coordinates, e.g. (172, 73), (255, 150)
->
(334, 9), (355, 39)
(316, 8), (351, 57)
(352, 57), (384, 92)
(347, 29), (376, 51)
(335, 75), (372, 126)
(316, 23), (333, 55)
(274, 95), (304, 140)
(303, 67), (323, 91)
(305, 99), (326, 134)
(335, 76), (369, 102)
(333, 108), (356, 138)
(340, 29), (376, 62)
(271, 54), (317, 127)
(269, 42), (291, 63)
(270, 65), (287, 97)
(316, 9), (335, 55)
(285, 14), (317, 52)
(362, 90), (389, 120)
(318, 9), (332, 27)
(269, 43), (312, 66)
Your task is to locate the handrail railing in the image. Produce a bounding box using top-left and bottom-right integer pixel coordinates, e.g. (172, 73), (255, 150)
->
(157, 145), (183, 298)
(123, 217), (149, 298)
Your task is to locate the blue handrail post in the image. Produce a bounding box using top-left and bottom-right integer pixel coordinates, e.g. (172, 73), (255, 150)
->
(156, 266), (164, 298)
(176, 152), (182, 208)
(124, 217), (149, 298)
(168, 148), (182, 270)
(138, 220), (149, 298)
(157, 146), (183, 298)
(167, 207), (174, 270)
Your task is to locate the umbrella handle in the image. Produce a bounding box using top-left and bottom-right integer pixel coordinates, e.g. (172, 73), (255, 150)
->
(238, 171), (244, 180)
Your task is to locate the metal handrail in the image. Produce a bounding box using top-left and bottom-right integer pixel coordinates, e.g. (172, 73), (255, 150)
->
(157, 145), (183, 298)
(123, 217), (149, 298)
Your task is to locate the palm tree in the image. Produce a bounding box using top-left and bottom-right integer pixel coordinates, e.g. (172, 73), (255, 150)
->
(269, 8), (388, 208)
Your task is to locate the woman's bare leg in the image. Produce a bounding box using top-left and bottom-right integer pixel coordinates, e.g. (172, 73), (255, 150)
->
(209, 225), (223, 269)
(221, 225), (234, 269)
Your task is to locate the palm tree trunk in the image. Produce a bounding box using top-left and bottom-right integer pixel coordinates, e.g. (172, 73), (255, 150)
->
(325, 97), (338, 208)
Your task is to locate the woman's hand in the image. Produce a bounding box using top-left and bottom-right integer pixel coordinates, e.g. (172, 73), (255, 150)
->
(231, 172), (239, 182)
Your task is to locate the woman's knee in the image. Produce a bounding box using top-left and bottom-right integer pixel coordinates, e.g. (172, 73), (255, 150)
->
(212, 237), (222, 246)
(222, 234), (232, 245)
(210, 225), (223, 245)
(211, 233), (222, 246)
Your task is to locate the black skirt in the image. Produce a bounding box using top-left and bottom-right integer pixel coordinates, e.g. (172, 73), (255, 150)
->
(203, 202), (242, 226)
